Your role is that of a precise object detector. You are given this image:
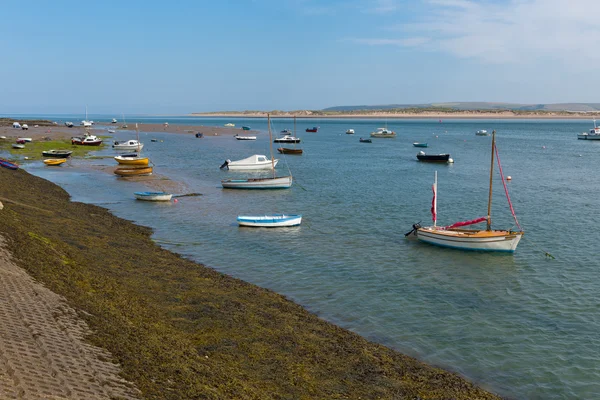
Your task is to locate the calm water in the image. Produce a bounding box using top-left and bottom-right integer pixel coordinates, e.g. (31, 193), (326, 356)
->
(10, 116), (600, 399)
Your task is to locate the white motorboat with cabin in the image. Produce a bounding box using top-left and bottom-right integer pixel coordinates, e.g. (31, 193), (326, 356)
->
(370, 127), (396, 138)
(113, 139), (144, 151)
(577, 120), (600, 140)
(220, 154), (278, 170)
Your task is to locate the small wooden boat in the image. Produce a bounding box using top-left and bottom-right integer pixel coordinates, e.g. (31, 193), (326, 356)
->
(306, 127), (318, 132)
(413, 142), (428, 148)
(416, 151), (452, 163)
(114, 166), (153, 176)
(277, 147), (303, 155)
(0, 158), (19, 170)
(114, 155), (149, 166)
(12, 144), (25, 149)
(234, 134), (256, 140)
(359, 138), (372, 143)
(134, 191), (172, 201)
(237, 214), (302, 228)
(242, 126), (251, 131)
(42, 149), (73, 158)
(43, 158), (67, 166)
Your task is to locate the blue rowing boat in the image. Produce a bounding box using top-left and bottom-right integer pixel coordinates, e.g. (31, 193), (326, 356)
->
(0, 158), (19, 170)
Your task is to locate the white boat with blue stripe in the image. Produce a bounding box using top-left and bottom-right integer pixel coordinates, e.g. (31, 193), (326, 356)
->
(237, 214), (302, 228)
(134, 192), (173, 201)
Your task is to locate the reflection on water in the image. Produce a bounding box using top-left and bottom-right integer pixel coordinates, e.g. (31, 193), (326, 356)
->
(26, 117), (600, 399)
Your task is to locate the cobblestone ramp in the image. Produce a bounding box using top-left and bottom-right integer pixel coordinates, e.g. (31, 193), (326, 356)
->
(0, 235), (141, 400)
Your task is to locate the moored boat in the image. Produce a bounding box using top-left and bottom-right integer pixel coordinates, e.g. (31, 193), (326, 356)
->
(476, 130), (489, 136)
(224, 123), (235, 127)
(370, 127), (396, 138)
(413, 142), (428, 148)
(112, 139), (144, 151)
(0, 158), (19, 170)
(359, 138), (372, 143)
(242, 126), (251, 131)
(114, 166), (153, 176)
(406, 130), (524, 252)
(273, 135), (300, 143)
(577, 119), (600, 140)
(234, 134), (257, 140)
(237, 214), (302, 227)
(416, 151), (452, 163)
(12, 144), (24, 149)
(72, 135), (103, 146)
(43, 158), (67, 166)
(220, 154), (278, 170)
(305, 127), (318, 132)
(114, 155), (149, 166)
(134, 191), (173, 201)
(277, 147), (303, 154)
(346, 129), (355, 134)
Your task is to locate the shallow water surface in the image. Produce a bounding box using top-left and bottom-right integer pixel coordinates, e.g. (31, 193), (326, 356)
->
(21, 117), (600, 399)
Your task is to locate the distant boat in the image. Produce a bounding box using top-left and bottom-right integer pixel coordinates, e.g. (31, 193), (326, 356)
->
(407, 130), (523, 252)
(221, 114), (292, 189)
(134, 191), (172, 201)
(80, 105), (92, 127)
(18, 137), (32, 142)
(346, 129), (355, 134)
(43, 158), (67, 166)
(416, 151), (452, 163)
(306, 127), (318, 132)
(42, 149), (73, 158)
(413, 142), (428, 148)
(237, 214), (302, 228)
(370, 127), (396, 138)
(274, 135), (300, 143)
(0, 158), (19, 170)
(281, 129), (292, 134)
(111, 118), (118, 124)
(220, 154), (278, 170)
(234, 134), (257, 140)
(476, 130), (489, 136)
(242, 126), (251, 131)
(64, 122), (74, 128)
(108, 129), (116, 133)
(224, 123), (235, 127)
(359, 138), (372, 143)
(114, 166), (153, 176)
(277, 115), (303, 155)
(577, 119), (600, 140)
(113, 139), (144, 151)
(195, 133), (204, 138)
(12, 144), (24, 149)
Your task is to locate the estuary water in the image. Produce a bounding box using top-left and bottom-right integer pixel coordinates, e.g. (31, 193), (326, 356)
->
(13, 116), (600, 399)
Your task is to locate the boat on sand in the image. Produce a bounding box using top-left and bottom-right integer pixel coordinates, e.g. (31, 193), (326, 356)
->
(134, 191), (172, 201)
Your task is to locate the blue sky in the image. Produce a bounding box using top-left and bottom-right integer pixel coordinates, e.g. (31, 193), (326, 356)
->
(2, 0), (599, 114)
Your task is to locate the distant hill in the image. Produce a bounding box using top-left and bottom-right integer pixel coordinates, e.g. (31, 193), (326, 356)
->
(323, 102), (600, 112)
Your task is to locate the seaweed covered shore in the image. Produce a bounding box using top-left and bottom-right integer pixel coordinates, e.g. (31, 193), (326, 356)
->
(0, 168), (501, 400)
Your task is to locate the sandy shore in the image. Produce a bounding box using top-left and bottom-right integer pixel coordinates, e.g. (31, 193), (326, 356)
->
(192, 111), (600, 119)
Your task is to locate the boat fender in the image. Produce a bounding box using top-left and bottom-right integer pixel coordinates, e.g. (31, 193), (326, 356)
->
(220, 160), (230, 170)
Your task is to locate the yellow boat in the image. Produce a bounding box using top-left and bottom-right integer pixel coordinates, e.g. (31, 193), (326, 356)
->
(114, 155), (149, 166)
(114, 166), (153, 176)
(43, 158), (67, 166)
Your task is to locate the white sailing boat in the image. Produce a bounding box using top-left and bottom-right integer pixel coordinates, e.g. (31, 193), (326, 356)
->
(80, 105), (92, 127)
(221, 114), (292, 189)
(407, 130), (524, 252)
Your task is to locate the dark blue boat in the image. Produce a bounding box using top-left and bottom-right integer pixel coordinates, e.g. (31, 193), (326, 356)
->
(0, 158), (19, 170)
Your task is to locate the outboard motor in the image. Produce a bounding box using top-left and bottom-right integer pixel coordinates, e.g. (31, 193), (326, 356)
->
(220, 159), (231, 170)
(404, 222), (422, 237)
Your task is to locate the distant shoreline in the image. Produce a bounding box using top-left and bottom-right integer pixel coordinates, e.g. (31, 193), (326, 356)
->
(190, 111), (600, 119)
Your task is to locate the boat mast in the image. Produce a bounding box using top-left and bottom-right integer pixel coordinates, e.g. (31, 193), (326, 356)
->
(293, 115), (297, 149)
(268, 113), (275, 178)
(433, 171), (438, 228)
(487, 130), (496, 230)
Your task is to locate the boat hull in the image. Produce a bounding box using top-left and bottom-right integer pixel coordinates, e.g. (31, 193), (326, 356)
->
(134, 192), (172, 201)
(370, 133), (396, 138)
(114, 156), (149, 166)
(42, 150), (73, 158)
(113, 144), (144, 151)
(577, 134), (600, 140)
(222, 176), (292, 189)
(237, 214), (302, 227)
(416, 228), (523, 252)
(234, 135), (257, 140)
(277, 148), (303, 154)
(43, 158), (67, 166)
(114, 166), (153, 176)
(417, 154), (450, 162)
(0, 159), (19, 170)
(413, 143), (428, 147)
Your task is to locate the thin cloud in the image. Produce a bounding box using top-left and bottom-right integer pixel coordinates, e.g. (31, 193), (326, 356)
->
(366, 0), (399, 14)
(352, 37), (429, 46)
(357, 0), (600, 66)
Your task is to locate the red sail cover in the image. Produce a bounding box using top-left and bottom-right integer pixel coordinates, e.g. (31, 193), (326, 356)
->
(444, 217), (487, 230)
(431, 184), (436, 222)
